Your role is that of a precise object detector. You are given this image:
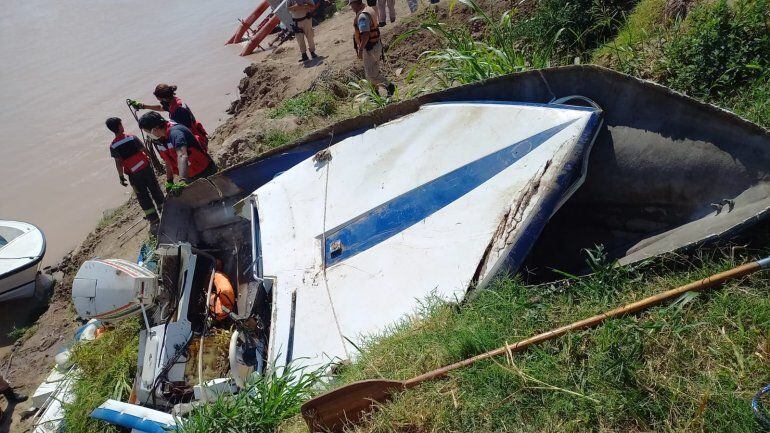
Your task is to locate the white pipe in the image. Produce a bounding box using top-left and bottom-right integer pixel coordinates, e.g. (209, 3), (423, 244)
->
(198, 266), (216, 402)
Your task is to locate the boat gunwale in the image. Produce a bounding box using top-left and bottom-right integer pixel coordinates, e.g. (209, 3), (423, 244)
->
(0, 220), (46, 282)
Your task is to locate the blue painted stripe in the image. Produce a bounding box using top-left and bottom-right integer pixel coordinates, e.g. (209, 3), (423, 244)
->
(321, 119), (579, 267)
(91, 407), (176, 433)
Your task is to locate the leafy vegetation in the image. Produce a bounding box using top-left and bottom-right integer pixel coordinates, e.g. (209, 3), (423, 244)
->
(177, 361), (323, 433)
(663, 0), (769, 99)
(281, 249), (770, 432)
(263, 129), (302, 149)
(268, 90), (337, 119)
(399, 0), (636, 89)
(64, 319), (140, 433)
(597, 0), (770, 127)
(509, 0), (635, 63)
(7, 324), (36, 343)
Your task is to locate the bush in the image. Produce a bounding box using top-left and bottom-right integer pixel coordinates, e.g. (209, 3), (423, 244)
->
(511, 0), (637, 63)
(663, 0), (770, 99)
(268, 90), (337, 119)
(177, 361), (323, 433)
(405, 0), (636, 89)
(64, 319), (140, 433)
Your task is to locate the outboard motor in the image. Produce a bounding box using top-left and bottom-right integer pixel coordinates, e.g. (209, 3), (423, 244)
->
(71, 259), (158, 322)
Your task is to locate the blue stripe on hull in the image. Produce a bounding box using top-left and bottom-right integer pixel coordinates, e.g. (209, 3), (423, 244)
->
(91, 407), (175, 433)
(321, 119), (579, 267)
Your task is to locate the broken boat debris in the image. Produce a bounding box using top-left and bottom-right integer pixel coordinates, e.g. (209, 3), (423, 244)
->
(34, 66), (770, 430)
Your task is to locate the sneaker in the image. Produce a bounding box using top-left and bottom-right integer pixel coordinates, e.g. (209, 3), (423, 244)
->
(386, 83), (396, 96)
(310, 51), (318, 59)
(3, 388), (28, 403)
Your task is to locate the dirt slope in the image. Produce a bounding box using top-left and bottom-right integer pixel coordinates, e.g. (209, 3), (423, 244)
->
(0, 3), (427, 432)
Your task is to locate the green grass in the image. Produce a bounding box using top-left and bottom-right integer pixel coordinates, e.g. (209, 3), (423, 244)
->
(7, 324), (37, 343)
(396, 0), (636, 90)
(177, 361), (323, 433)
(663, 0), (770, 100)
(95, 207), (122, 231)
(268, 90), (337, 119)
(263, 129), (302, 149)
(279, 249), (770, 432)
(64, 319), (140, 433)
(595, 0), (770, 128)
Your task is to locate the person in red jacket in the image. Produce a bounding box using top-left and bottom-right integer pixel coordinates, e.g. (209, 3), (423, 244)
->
(106, 118), (165, 228)
(137, 111), (217, 193)
(129, 84), (209, 151)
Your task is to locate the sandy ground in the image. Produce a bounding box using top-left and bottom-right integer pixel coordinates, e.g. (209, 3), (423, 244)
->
(0, 2), (423, 431)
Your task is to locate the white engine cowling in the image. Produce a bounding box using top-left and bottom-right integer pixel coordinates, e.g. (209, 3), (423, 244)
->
(72, 259), (158, 321)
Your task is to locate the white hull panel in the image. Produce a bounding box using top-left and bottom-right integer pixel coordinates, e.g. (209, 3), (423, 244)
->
(0, 220), (45, 301)
(254, 102), (601, 371)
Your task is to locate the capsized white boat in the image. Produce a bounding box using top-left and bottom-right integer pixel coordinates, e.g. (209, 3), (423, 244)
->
(251, 101), (602, 370)
(0, 220), (45, 302)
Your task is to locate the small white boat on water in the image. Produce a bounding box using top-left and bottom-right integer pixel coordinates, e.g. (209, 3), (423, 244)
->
(0, 220), (45, 302)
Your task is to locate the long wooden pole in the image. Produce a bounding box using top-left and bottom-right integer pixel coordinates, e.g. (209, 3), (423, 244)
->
(403, 257), (770, 388)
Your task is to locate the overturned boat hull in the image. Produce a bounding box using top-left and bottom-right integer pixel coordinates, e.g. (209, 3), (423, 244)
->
(159, 65), (770, 372)
(255, 101), (601, 368)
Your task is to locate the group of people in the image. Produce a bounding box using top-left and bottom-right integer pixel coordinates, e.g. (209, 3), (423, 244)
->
(287, 0), (396, 96)
(109, 84), (217, 232)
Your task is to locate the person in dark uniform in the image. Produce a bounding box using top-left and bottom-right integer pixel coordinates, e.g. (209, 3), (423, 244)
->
(129, 84), (209, 151)
(106, 117), (165, 229)
(137, 111), (217, 194)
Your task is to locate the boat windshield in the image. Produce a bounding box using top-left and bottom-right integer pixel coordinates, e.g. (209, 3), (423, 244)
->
(0, 227), (24, 250)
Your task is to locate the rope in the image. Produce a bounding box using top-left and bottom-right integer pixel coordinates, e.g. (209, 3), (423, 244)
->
(319, 133), (350, 361)
(753, 384), (770, 429)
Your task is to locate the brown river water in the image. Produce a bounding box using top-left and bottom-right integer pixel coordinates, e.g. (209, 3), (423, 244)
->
(0, 0), (253, 266)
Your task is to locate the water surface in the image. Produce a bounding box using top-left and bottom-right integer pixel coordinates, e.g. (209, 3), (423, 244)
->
(0, 0), (253, 264)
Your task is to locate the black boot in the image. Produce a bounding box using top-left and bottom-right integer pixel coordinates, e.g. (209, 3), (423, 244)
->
(3, 388), (27, 403)
(299, 53), (309, 62)
(379, 21), (386, 27)
(310, 51), (318, 59)
(386, 83), (396, 96)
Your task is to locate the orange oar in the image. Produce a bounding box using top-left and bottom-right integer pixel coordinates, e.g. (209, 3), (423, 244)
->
(301, 257), (770, 432)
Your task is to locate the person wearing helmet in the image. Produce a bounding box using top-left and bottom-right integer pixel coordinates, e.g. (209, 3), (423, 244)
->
(106, 117), (165, 227)
(128, 84), (209, 151)
(350, 0), (395, 96)
(137, 111), (217, 193)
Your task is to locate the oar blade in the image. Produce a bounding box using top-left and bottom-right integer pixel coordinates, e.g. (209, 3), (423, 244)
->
(301, 379), (406, 432)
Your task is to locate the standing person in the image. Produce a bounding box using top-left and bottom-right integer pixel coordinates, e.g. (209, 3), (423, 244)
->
(128, 84), (209, 151)
(137, 112), (217, 194)
(350, 0), (395, 96)
(288, 0), (318, 63)
(0, 374), (27, 422)
(376, 0), (395, 27)
(106, 118), (165, 229)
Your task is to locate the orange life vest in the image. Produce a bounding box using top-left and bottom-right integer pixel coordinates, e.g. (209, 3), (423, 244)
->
(354, 7), (380, 50)
(110, 134), (150, 175)
(154, 122), (211, 179)
(209, 271), (236, 321)
(168, 97), (209, 152)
